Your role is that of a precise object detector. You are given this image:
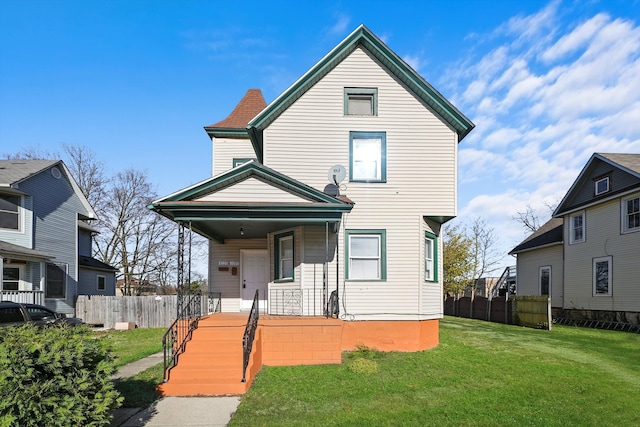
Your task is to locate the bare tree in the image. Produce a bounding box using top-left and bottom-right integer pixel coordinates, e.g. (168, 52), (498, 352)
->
(62, 144), (110, 213)
(513, 202), (558, 233)
(468, 218), (502, 298)
(2, 146), (60, 160)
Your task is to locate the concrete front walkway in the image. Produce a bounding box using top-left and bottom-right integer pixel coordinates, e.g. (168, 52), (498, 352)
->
(110, 352), (241, 426)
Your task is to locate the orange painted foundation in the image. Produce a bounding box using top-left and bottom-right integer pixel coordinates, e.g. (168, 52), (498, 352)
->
(159, 314), (440, 396)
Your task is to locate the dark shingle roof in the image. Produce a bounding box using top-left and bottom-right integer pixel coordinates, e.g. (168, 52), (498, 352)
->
(79, 256), (117, 271)
(0, 160), (59, 185)
(509, 217), (563, 255)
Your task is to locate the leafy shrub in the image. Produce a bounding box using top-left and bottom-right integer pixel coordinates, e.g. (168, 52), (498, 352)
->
(0, 324), (122, 426)
(345, 343), (379, 361)
(348, 358), (379, 374)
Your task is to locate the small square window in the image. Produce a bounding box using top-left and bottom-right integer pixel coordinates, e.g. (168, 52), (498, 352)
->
(344, 88), (377, 116)
(595, 177), (609, 195)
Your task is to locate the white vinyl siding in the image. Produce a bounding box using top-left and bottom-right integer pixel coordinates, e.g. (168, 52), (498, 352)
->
(515, 245), (564, 308)
(196, 177), (312, 203)
(212, 137), (257, 176)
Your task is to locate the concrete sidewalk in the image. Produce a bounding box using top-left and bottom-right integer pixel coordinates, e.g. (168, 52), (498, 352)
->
(110, 353), (241, 426)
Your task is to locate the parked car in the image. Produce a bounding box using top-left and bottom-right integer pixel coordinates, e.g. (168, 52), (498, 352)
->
(0, 301), (84, 327)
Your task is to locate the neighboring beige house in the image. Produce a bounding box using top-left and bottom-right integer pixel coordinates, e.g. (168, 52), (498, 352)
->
(510, 153), (640, 325)
(150, 25), (474, 350)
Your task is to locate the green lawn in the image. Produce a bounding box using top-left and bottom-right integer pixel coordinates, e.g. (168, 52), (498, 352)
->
(101, 327), (165, 367)
(230, 317), (640, 426)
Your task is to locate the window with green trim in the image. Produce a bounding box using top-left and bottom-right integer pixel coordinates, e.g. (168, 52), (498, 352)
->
(346, 230), (386, 280)
(349, 131), (386, 182)
(344, 87), (377, 116)
(425, 232), (438, 281)
(275, 232), (294, 280)
(232, 158), (255, 167)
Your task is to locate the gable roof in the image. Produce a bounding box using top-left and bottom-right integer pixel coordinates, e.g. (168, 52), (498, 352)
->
(0, 159), (96, 219)
(149, 161), (353, 242)
(204, 89), (267, 139)
(246, 24), (475, 162)
(509, 217), (563, 255)
(554, 153), (640, 217)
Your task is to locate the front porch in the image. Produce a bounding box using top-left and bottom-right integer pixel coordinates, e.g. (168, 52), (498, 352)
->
(158, 312), (439, 396)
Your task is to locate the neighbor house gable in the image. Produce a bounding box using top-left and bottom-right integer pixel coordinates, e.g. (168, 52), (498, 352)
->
(246, 24), (474, 162)
(554, 153), (640, 217)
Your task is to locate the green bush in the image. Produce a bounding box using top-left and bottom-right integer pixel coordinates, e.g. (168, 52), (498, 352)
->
(0, 324), (122, 427)
(348, 358), (379, 374)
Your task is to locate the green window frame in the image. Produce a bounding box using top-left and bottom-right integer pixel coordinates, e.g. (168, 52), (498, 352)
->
(344, 87), (378, 116)
(274, 231), (294, 281)
(232, 158), (256, 167)
(425, 231), (438, 282)
(345, 229), (386, 281)
(349, 131), (386, 183)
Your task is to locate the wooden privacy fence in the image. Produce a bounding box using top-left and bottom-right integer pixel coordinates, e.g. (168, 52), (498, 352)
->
(444, 295), (551, 330)
(76, 295), (178, 329)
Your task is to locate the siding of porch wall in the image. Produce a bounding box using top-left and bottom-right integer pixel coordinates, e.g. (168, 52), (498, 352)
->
(515, 245), (564, 308)
(212, 136), (256, 176)
(563, 195), (640, 311)
(262, 48), (456, 320)
(208, 238), (267, 312)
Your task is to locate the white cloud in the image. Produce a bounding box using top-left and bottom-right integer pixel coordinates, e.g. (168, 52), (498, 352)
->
(403, 55), (422, 72)
(328, 13), (350, 36)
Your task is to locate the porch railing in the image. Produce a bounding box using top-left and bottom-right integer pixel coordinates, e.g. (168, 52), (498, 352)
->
(162, 291), (221, 382)
(242, 289), (260, 383)
(269, 288), (339, 317)
(0, 290), (44, 305)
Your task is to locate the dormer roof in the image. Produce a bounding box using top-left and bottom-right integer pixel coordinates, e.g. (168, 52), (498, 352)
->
(204, 89), (267, 139)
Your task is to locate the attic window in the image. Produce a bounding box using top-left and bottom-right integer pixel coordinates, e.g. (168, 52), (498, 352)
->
(344, 88), (377, 116)
(594, 176), (609, 195)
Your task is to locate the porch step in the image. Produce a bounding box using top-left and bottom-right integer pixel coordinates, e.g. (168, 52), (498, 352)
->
(158, 317), (250, 397)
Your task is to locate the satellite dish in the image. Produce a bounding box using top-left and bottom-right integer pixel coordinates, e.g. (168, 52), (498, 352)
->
(328, 165), (346, 185)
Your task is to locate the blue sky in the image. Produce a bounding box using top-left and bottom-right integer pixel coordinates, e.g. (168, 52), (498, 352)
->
(1, 0), (639, 272)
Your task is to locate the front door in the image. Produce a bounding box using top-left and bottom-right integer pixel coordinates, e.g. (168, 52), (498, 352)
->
(240, 249), (269, 311)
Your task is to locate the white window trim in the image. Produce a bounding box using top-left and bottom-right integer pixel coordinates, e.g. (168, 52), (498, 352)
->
(569, 212), (585, 244)
(592, 256), (612, 297)
(621, 195), (640, 234)
(97, 275), (106, 291)
(2, 264), (25, 291)
(276, 234), (294, 281)
(0, 194), (23, 232)
(539, 266), (551, 296)
(594, 176), (609, 195)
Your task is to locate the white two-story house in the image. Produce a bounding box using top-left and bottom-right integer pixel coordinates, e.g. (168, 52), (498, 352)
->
(0, 160), (116, 315)
(510, 153), (640, 326)
(151, 25), (474, 351)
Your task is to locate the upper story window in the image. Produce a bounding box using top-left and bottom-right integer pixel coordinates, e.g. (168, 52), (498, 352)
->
(344, 88), (377, 116)
(594, 176), (610, 195)
(0, 194), (21, 230)
(346, 230), (386, 281)
(350, 131), (386, 183)
(275, 232), (294, 281)
(622, 196), (640, 233)
(569, 212), (585, 244)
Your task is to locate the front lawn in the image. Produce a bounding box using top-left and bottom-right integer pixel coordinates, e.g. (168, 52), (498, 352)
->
(101, 327), (165, 367)
(230, 317), (640, 426)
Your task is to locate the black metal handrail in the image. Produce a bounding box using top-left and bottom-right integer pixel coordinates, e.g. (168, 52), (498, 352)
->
(242, 289), (260, 383)
(162, 291), (221, 382)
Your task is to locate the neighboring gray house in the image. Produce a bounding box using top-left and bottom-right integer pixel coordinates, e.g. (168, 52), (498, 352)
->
(0, 160), (116, 315)
(510, 153), (640, 325)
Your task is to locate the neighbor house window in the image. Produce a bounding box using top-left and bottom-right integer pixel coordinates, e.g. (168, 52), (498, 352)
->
(593, 256), (612, 296)
(0, 194), (21, 230)
(594, 176), (610, 195)
(232, 158), (255, 167)
(569, 212), (585, 244)
(275, 232), (294, 281)
(344, 88), (377, 116)
(346, 230), (386, 280)
(97, 275), (106, 291)
(539, 266), (551, 296)
(425, 232), (438, 281)
(622, 196), (640, 233)
(350, 131), (386, 182)
(45, 263), (66, 299)
(2, 266), (22, 291)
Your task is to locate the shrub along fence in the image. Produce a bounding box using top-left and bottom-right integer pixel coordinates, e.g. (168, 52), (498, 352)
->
(444, 295), (551, 330)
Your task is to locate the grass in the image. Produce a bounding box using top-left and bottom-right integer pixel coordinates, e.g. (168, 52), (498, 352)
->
(113, 363), (165, 408)
(229, 317), (640, 426)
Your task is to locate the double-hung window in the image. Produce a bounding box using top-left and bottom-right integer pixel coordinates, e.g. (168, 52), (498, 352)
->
(0, 194), (21, 230)
(593, 256), (612, 296)
(45, 263), (66, 299)
(350, 131), (386, 182)
(622, 196), (640, 233)
(569, 212), (585, 244)
(275, 232), (294, 281)
(346, 230), (386, 281)
(539, 266), (551, 295)
(425, 232), (438, 281)
(344, 88), (377, 116)
(97, 275), (106, 291)
(2, 266), (22, 291)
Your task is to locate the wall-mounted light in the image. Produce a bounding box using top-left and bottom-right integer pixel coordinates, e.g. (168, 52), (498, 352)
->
(240, 226), (244, 236)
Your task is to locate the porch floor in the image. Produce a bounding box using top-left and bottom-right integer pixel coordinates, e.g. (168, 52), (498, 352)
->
(158, 313), (344, 397)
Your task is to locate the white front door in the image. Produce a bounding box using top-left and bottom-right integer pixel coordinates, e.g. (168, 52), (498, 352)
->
(240, 249), (269, 311)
